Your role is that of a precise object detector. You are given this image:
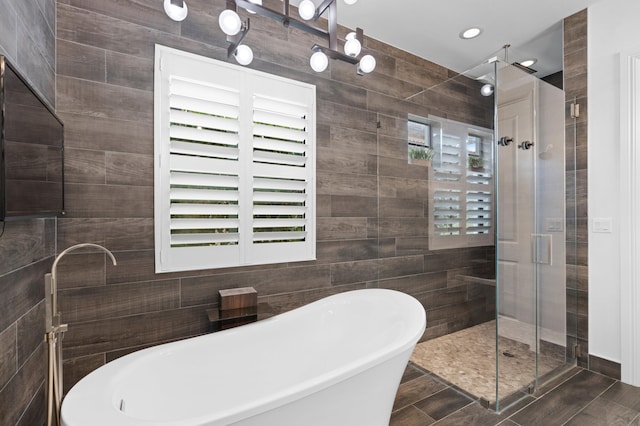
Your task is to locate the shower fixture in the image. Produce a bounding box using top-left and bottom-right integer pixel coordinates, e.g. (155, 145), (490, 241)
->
(45, 243), (117, 426)
(163, 0), (375, 75)
(498, 136), (513, 147)
(518, 140), (534, 150)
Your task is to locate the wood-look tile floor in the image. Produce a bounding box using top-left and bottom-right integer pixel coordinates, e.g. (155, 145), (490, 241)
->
(391, 363), (640, 425)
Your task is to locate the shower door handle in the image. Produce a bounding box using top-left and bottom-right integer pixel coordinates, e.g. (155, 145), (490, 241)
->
(518, 141), (534, 150)
(532, 234), (552, 265)
(498, 136), (513, 147)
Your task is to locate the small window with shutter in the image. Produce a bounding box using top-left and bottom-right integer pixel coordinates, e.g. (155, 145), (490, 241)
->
(154, 45), (316, 273)
(413, 115), (494, 250)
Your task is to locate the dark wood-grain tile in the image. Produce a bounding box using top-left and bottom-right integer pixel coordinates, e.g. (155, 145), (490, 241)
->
(509, 370), (616, 425)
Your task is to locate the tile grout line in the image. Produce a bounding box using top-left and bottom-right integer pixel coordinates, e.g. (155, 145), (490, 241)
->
(559, 379), (619, 425)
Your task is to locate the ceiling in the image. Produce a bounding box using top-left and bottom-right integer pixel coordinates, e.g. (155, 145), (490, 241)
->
(303, 0), (602, 78)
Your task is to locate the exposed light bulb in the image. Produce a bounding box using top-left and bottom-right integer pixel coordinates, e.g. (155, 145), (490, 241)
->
(298, 0), (316, 21)
(344, 32), (361, 57)
(310, 51), (328, 72)
(219, 9), (242, 36)
(245, 0), (262, 14)
(480, 83), (494, 96)
(234, 45), (253, 66)
(358, 55), (376, 74)
(344, 0), (358, 4)
(164, 0), (188, 21)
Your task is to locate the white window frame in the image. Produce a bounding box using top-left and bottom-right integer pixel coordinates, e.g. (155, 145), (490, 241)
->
(420, 115), (494, 250)
(154, 45), (316, 273)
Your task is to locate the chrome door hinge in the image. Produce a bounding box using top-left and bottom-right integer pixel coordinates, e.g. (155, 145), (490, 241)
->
(570, 103), (580, 118)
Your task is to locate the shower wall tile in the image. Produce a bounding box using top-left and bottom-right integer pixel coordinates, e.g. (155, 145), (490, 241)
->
(0, 344), (46, 426)
(62, 353), (105, 394)
(329, 195), (378, 217)
(106, 152), (154, 186)
(63, 306), (212, 359)
(378, 256), (425, 279)
(57, 75), (153, 121)
(395, 237), (431, 256)
(564, 8), (589, 367)
(56, 39), (106, 82)
(331, 59), (422, 101)
(56, 218), (154, 251)
(60, 0), (181, 35)
(258, 283), (366, 318)
(63, 148), (107, 184)
(379, 272), (448, 295)
(59, 112), (153, 154)
(330, 260), (379, 286)
(15, 385), (45, 426)
(316, 239), (379, 263)
(563, 10), (588, 59)
(59, 279), (181, 323)
(317, 147), (377, 175)
(395, 57), (449, 89)
(316, 217), (369, 241)
(0, 324), (17, 390)
(16, 302), (46, 365)
(106, 50), (154, 91)
(64, 183), (153, 218)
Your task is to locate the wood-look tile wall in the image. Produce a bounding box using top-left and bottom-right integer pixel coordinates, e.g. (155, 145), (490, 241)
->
(0, 1), (56, 424)
(563, 9), (589, 368)
(54, 0), (496, 390)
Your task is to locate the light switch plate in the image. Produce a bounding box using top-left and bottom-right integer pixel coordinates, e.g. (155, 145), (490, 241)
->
(592, 217), (613, 233)
(545, 218), (564, 232)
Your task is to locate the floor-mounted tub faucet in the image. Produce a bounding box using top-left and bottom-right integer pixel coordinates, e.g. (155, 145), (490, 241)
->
(45, 243), (117, 426)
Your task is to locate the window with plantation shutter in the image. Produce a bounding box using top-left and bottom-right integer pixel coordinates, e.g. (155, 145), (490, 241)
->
(154, 45), (316, 273)
(414, 115), (494, 250)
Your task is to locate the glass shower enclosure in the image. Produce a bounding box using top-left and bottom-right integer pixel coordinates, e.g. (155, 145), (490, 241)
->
(413, 58), (577, 411)
(494, 61), (573, 409)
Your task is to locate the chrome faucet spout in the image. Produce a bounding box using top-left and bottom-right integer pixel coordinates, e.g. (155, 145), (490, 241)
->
(50, 243), (117, 316)
(46, 243), (117, 426)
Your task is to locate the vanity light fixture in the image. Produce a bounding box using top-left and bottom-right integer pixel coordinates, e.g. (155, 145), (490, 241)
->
(163, 0), (375, 75)
(460, 27), (482, 39)
(164, 0), (188, 21)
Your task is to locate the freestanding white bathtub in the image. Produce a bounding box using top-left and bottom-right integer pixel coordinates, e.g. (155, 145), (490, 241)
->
(61, 288), (426, 426)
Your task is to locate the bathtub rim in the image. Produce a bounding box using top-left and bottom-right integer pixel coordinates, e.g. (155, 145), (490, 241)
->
(61, 288), (426, 426)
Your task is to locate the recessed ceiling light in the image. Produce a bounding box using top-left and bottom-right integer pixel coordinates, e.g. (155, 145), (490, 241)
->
(519, 58), (537, 67)
(460, 27), (482, 39)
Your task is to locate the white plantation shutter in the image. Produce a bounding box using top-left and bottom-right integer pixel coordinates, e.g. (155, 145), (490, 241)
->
(427, 116), (494, 250)
(154, 46), (316, 272)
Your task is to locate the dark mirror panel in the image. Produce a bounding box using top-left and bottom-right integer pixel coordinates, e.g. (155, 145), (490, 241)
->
(1, 56), (64, 220)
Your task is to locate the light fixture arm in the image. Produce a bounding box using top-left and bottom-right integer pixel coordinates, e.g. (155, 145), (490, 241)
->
(234, 0), (329, 40)
(226, 18), (250, 58)
(227, 0), (373, 74)
(315, 0), (335, 21)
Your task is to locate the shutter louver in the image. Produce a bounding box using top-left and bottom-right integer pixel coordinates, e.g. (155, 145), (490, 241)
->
(252, 95), (309, 245)
(434, 189), (462, 236)
(168, 76), (240, 248)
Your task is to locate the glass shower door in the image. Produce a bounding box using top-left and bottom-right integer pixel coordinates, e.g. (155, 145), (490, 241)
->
(495, 62), (573, 409)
